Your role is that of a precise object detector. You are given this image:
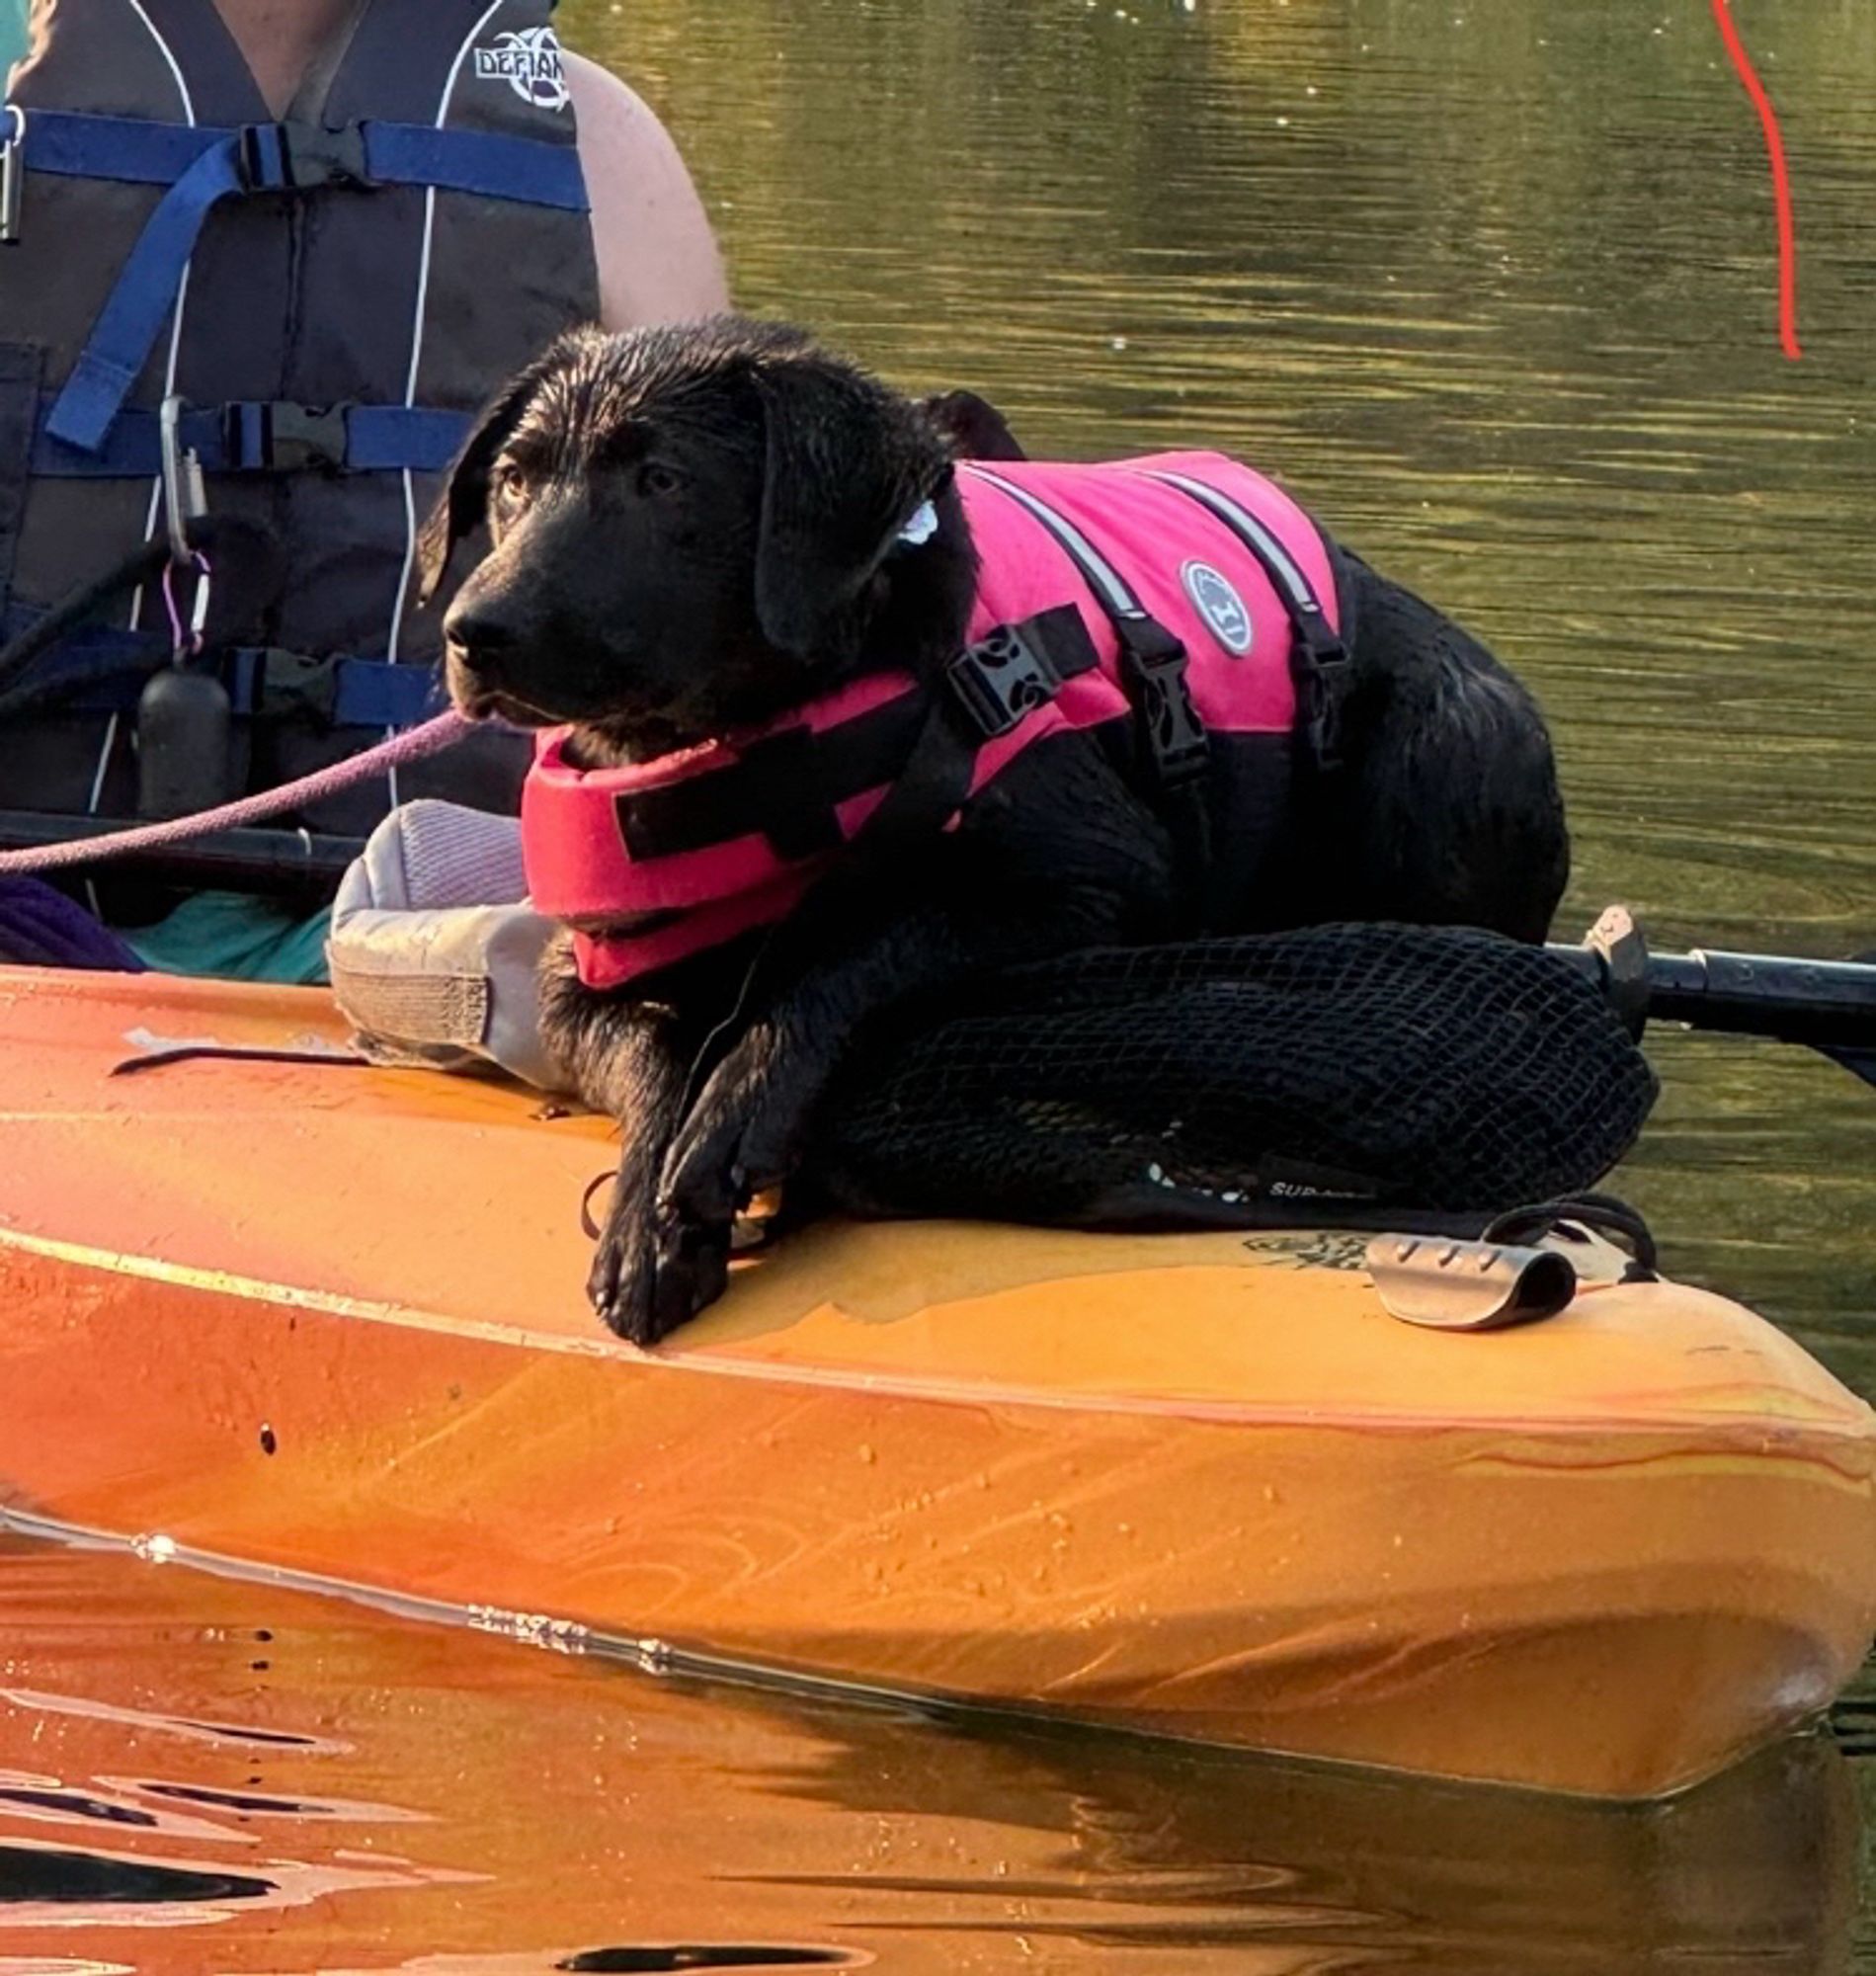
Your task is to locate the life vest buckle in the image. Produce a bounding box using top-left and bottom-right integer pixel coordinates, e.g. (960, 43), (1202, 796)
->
(226, 400), (352, 472)
(1294, 625), (1351, 773)
(946, 618), (1066, 739)
(237, 120), (371, 195)
(254, 648), (340, 728)
(1116, 613), (1209, 790)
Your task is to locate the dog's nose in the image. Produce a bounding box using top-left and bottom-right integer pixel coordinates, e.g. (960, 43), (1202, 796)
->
(443, 600), (521, 671)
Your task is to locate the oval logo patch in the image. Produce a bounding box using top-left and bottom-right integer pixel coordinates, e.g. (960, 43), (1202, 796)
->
(1182, 560), (1253, 657)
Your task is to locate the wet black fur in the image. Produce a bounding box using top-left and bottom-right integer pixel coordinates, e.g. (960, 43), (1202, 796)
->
(418, 315), (1569, 1345)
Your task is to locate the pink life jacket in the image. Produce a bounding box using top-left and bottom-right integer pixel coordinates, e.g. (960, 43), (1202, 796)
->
(522, 451), (1346, 991)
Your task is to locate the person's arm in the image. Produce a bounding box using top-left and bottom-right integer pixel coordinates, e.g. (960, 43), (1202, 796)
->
(564, 50), (729, 331)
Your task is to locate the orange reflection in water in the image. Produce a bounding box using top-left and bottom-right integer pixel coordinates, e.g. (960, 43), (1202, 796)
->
(0, 1534), (1860, 1976)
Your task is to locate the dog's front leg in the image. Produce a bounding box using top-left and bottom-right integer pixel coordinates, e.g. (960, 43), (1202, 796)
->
(656, 737), (1180, 1329)
(654, 894), (1139, 1317)
(657, 910), (964, 1238)
(540, 955), (699, 1345)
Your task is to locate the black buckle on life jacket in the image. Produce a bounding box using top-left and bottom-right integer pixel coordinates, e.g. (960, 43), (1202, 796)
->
(253, 648), (339, 728)
(237, 121), (371, 195)
(224, 401), (352, 473)
(1115, 613), (1209, 791)
(1293, 620), (1352, 774)
(946, 617), (1068, 739)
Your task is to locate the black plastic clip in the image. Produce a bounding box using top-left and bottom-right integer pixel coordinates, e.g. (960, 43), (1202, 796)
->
(256, 649), (340, 727)
(1115, 613), (1208, 790)
(227, 401), (352, 472)
(947, 618), (1067, 739)
(237, 120), (370, 194)
(1292, 618), (1352, 773)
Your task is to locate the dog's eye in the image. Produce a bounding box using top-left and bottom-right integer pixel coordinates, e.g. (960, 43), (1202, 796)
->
(637, 461), (685, 499)
(494, 462), (530, 508)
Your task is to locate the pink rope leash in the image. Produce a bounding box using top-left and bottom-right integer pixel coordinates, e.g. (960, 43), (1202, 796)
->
(0, 710), (472, 875)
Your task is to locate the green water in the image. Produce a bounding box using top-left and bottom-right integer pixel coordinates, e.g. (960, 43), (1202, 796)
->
(0, 0), (24, 80)
(2, 3), (1872, 1968)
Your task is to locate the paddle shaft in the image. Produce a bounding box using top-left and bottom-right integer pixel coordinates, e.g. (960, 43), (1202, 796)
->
(0, 810), (363, 888)
(1556, 908), (1876, 1056)
(1634, 947), (1876, 1049)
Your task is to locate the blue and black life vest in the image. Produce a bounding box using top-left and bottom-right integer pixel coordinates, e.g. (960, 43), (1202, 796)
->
(0, 0), (600, 858)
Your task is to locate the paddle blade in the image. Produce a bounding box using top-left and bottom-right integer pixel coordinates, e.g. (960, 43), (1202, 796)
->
(1843, 953), (1876, 1083)
(1822, 1045), (1876, 1091)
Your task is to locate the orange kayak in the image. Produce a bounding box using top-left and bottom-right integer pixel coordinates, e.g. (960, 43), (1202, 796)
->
(1, 964), (1871, 1799)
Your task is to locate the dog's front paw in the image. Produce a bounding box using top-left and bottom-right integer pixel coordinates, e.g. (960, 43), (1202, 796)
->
(587, 1194), (656, 1344)
(589, 1171), (734, 1347)
(647, 1215), (732, 1338)
(659, 1024), (827, 1229)
(588, 1181), (672, 1346)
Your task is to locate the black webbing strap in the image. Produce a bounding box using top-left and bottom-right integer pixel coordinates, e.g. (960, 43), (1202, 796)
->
(961, 465), (1209, 798)
(961, 467), (1212, 906)
(613, 606), (1100, 866)
(1137, 466), (1351, 773)
(667, 618), (1098, 1116)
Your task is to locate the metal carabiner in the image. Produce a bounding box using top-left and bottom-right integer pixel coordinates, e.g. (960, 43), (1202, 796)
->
(159, 393), (207, 566)
(1, 105), (25, 246)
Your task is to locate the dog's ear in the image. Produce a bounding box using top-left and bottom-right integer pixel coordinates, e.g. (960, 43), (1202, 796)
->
(751, 352), (954, 660)
(416, 347), (564, 605)
(923, 388), (1028, 463)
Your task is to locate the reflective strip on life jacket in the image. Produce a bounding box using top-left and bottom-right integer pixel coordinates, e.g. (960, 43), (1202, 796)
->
(24, 109), (588, 453)
(1134, 465), (1351, 766)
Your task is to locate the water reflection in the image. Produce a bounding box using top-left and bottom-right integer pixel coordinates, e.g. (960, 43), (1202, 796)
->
(0, 1537), (1860, 1973)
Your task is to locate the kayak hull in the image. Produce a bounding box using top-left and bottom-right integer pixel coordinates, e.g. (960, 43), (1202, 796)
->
(1, 967), (1872, 1799)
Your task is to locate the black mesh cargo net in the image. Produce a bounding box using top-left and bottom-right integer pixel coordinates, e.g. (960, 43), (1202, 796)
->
(802, 923), (1658, 1229)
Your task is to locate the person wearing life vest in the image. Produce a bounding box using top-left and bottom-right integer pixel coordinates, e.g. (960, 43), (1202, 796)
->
(0, 0), (726, 979)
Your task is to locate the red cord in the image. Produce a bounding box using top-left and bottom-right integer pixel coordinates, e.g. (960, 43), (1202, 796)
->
(1708, 0), (1803, 361)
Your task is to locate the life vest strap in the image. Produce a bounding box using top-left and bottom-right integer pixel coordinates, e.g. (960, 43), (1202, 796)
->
(15, 108), (590, 206)
(943, 602), (1100, 739)
(0, 607), (445, 729)
(615, 693), (929, 865)
(18, 108), (588, 455)
(33, 396), (473, 477)
(960, 462), (1212, 801)
(1138, 467), (1352, 771)
(610, 604), (1101, 870)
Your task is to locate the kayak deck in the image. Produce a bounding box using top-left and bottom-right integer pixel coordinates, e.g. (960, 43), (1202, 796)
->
(1, 965), (1872, 1798)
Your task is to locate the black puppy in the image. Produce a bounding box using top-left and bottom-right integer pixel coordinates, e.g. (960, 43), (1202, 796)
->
(419, 315), (1567, 1345)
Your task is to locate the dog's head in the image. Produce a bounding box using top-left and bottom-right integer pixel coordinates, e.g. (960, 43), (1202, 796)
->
(418, 316), (966, 755)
